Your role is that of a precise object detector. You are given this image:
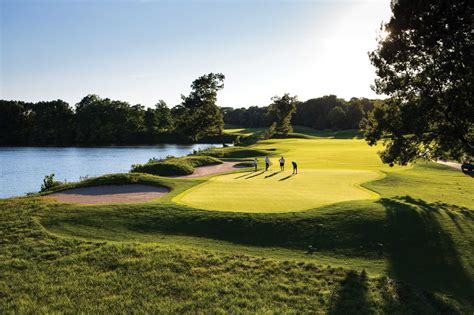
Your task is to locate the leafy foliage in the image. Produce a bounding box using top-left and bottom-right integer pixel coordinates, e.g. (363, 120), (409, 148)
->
(131, 161), (194, 176)
(328, 106), (347, 130)
(223, 96), (376, 131)
(131, 155), (222, 176)
(173, 73), (225, 142)
(268, 93), (298, 134)
(365, 0), (474, 164)
(40, 173), (62, 192)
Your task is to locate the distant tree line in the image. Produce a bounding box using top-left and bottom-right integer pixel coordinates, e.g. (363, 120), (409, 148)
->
(1, 71), (379, 146)
(223, 95), (377, 130)
(0, 73), (227, 146)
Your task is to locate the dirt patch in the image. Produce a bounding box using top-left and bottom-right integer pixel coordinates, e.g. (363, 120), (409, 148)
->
(47, 184), (169, 205)
(171, 161), (246, 178)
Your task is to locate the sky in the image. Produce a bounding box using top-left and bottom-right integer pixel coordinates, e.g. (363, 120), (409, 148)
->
(0, 0), (392, 108)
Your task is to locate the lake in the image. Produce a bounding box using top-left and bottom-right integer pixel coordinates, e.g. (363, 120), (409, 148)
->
(0, 144), (219, 198)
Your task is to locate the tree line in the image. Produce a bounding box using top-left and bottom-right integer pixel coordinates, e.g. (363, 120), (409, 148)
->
(1, 75), (378, 146)
(223, 95), (377, 130)
(0, 73), (226, 146)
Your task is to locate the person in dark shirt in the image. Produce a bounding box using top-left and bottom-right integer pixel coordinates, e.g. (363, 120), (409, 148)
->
(292, 161), (298, 174)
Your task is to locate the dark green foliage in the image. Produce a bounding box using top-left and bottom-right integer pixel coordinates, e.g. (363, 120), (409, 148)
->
(328, 106), (347, 130)
(144, 100), (174, 142)
(40, 173), (62, 192)
(198, 146), (277, 159)
(292, 96), (375, 131)
(0, 100), (33, 145)
(222, 106), (271, 128)
(174, 73), (225, 142)
(264, 122), (276, 139)
(75, 95), (146, 144)
(0, 100), (74, 145)
(29, 100), (75, 145)
(130, 155), (222, 176)
(222, 96), (376, 131)
(131, 161), (194, 176)
(268, 93), (298, 134)
(366, 0), (474, 164)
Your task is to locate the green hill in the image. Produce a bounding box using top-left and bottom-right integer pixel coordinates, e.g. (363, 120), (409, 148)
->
(1, 131), (472, 313)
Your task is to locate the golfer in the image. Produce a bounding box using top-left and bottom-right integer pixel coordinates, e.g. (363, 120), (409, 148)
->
(253, 158), (258, 172)
(265, 156), (270, 171)
(292, 161), (298, 174)
(279, 156), (285, 171)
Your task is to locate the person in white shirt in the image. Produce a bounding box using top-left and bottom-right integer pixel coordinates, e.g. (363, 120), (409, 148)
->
(279, 156), (285, 171)
(253, 158), (258, 172)
(265, 156), (270, 171)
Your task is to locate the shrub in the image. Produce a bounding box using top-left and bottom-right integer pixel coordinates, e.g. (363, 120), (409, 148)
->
(40, 173), (62, 192)
(131, 161), (194, 176)
(182, 156), (222, 167)
(131, 155), (223, 176)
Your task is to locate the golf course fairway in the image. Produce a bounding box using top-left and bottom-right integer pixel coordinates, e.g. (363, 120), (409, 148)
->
(174, 138), (401, 212)
(3, 131), (473, 313)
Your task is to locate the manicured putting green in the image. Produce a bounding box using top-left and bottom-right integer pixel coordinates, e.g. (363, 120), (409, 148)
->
(174, 169), (380, 212)
(174, 138), (405, 212)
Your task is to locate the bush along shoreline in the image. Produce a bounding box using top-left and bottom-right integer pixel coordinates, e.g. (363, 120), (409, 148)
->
(131, 155), (223, 176)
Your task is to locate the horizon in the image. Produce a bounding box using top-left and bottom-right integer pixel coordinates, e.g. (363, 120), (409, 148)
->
(1, 0), (392, 108)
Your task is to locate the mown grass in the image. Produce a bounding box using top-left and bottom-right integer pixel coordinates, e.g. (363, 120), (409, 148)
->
(1, 195), (468, 313)
(176, 137), (404, 212)
(1, 131), (473, 313)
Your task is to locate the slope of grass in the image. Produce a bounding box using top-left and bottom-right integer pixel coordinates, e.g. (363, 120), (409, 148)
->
(1, 195), (468, 313)
(1, 133), (473, 313)
(131, 155), (222, 176)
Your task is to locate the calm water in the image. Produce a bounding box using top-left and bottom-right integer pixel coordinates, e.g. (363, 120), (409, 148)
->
(0, 144), (218, 198)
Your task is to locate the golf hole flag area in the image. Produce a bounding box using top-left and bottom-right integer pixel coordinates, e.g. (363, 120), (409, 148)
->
(174, 138), (402, 212)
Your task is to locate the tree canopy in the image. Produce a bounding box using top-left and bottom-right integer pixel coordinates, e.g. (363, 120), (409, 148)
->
(268, 93), (299, 134)
(174, 73), (225, 141)
(364, 0), (473, 165)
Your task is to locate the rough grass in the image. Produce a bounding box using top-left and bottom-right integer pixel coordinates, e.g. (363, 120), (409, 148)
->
(1, 195), (467, 313)
(131, 155), (222, 176)
(1, 132), (473, 313)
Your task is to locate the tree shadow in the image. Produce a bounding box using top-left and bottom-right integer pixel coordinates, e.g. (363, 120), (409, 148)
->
(264, 171), (282, 179)
(328, 270), (370, 315)
(279, 174), (295, 181)
(245, 171), (265, 179)
(379, 196), (474, 303)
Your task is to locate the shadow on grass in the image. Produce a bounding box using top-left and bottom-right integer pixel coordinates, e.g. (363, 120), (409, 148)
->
(380, 197), (474, 303)
(328, 270), (370, 314)
(279, 174), (295, 181)
(264, 171), (282, 179)
(245, 171), (265, 179)
(234, 172), (252, 179)
(42, 194), (473, 307)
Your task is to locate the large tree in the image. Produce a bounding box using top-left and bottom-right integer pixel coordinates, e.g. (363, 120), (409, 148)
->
(268, 93), (298, 134)
(29, 100), (75, 145)
(364, 0), (473, 165)
(75, 95), (145, 144)
(174, 73), (225, 141)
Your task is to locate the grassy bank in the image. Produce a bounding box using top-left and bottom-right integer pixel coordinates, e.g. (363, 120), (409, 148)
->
(1, 129), (473, 313)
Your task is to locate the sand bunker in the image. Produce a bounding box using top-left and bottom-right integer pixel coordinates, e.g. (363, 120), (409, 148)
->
(48, 184), (169, 204)
(172, 161), (245, 178)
